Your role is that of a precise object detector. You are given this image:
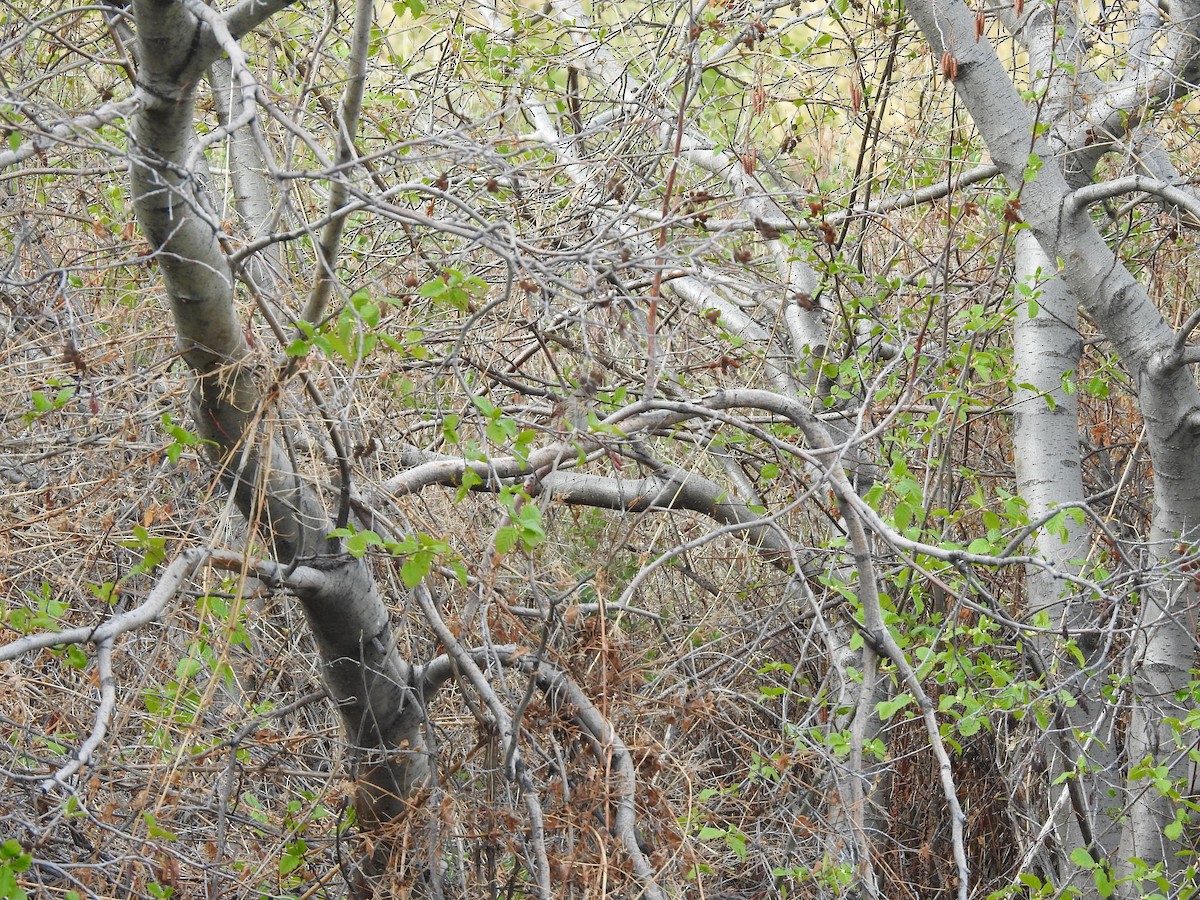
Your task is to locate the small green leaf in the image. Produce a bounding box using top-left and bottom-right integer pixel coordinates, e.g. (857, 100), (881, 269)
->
(455, 467), (482, 502)
(175, 657), (203, 681)
(0, 868), (25, 900)
(142, 812), (178, 841)
(957, 715), (982, 736)
(279, 839), (307, 877)
(331, 527), (382, 557)
(400, 553), (432, 589)
(30, 391), (51, 413)
(64, 645), (89, 670)
(495, 526), (518, 555)
(1165, 814), (1184, 841)
(967, 537), (993, 555)
(393, 0), (425, 17)
(875, 693), (913, 721)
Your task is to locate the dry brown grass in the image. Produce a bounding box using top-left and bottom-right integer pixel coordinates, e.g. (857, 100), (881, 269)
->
(2, 1), (1199, 898)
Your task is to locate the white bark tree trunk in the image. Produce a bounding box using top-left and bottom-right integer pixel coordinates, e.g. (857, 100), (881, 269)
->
(907, 0), (1200, 882)
(127, 0), (430, 864)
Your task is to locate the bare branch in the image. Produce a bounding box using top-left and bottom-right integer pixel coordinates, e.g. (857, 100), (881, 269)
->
(0, 548), (214, 661)
(39, 639), (115, 793)
(1071, 174), (1200, 221)
(300, 0), (375, 325)
(420, 646), (667, 900)
(224, 0), (300, 41)
(0, 96), (140, 172)
(178, 0), (260, 166)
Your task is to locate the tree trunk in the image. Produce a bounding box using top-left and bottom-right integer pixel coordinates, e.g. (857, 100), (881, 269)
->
(128, 0), (428, 864)
(906, 0), (1200, 882)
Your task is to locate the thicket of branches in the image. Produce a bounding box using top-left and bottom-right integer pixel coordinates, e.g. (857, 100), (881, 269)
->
(1, 0), (1199, 898)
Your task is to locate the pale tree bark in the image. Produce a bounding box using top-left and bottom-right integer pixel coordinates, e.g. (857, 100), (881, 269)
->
(1011, 232), (1121, 878)
(1003, 0), (1200, 879)
(127, 0), (430, 866)
(907, 0), (1200, 884)
(1005, 4), (1117, 868)
(208, 56), (283, 294)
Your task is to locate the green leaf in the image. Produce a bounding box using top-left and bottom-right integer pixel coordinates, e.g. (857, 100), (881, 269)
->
(64, 645), (89, 670)
(1023, 152), (1043, 181)
(285, 338), (310, 357)
(0, 868), (26, 900)
(957, 715), (982, 737)
(875, 693), (913, 721)
(331, 527), (382, 557)
(400, 552), (432, 589)
(517, 505), (546, 550)
(393, 0), (426, 17)
(279, 839), (307, 877)
(495, 526), (518, 555)
(142, 812), (178, 841)
(725, 830), (747, 860)
(486, 419), (508, 444)
(1070, 847), (1097, 869)
(1165, 813), (1184, 841)
(30, 391), (51, 413)
(456, 466), (482, 502)
(175, 657), (203, 681)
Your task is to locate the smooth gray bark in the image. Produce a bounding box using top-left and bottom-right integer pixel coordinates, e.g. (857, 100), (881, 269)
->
(128, 0), (429, 857)
(208, 57), (283, 294)
(1013, 232), (1122, 876)
(907, 0), (1200, 882)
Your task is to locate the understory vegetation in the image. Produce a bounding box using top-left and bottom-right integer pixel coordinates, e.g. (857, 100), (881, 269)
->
(2, 0), (1200, 897)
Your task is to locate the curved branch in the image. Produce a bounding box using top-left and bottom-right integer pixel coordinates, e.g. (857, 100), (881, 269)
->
(225, 0), (300, 42)
(382, 444), (819, 577)
(0, 548), (215, 660)
(0, 549), (293, 790)
(40, 639), (115, 792)
(1071, 174), (1200, 221)
(419, 645), (667, 900)
(0, 96), (141, 172)
(300, 0), (374, 325)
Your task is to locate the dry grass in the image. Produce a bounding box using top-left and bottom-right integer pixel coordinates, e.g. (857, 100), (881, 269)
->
(2, 0), (1199, 898)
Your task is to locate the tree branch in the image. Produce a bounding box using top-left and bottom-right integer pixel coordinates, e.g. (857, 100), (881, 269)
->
(1071, 174), (1200, 222)
(0, 97), (141, 172)
(300, 0), (375, 325)
(224, 0), (300, 42)
(419, 645), (667, 900)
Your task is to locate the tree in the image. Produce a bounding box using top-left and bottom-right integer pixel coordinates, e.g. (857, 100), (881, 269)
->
(1, 0), (1199, 897)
